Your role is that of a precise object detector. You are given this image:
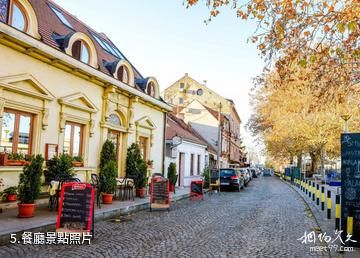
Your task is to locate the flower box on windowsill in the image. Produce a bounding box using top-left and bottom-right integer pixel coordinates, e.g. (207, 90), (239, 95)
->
(72, 161), (84, 167)
(0, 153), (26, 166)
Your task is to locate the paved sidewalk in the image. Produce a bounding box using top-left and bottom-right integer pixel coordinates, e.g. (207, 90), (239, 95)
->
(281, 178), (360, 258)
(0, 187), (190, 245)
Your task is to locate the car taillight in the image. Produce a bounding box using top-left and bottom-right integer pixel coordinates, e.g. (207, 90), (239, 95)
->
(230, 176), (238, 180)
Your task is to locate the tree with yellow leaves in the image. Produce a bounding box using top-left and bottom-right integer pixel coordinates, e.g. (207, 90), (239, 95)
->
(247, 61), (359, 174)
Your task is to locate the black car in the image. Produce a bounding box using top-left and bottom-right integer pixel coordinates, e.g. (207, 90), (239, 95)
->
(219, 168), (242, 191)
(250, 168), (258, 178)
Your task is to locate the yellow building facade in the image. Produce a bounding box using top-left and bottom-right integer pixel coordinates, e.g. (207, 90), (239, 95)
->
(0, 0), (171, 188)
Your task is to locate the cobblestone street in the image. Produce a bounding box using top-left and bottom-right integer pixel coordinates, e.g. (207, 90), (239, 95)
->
(0, 177), (327, 257)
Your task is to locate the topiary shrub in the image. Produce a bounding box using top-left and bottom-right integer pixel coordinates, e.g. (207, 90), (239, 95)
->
(44, 154), (75, 183)
(126, 143), (148, 189)
(99, 160), (118, 194)
(100, 139), (117, 170)
(99, 140), (118, 194)
(167, 162), (177, 185)
(18, 155), (44, 204)
(202, 166), (210, 188)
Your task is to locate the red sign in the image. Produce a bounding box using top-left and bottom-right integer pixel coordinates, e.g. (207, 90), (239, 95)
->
(190, 180), (204, 200)
(56, 183), (95, 234)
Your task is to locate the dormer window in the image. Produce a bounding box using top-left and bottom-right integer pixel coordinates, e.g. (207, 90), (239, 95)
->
(147, 82), (155, 97)
(117, 65), (129, 84)
(0, 0), (29, 32)
(0, 0), (40, 38)
(9, 0), (27, 31)
(72, 40), (90, 64)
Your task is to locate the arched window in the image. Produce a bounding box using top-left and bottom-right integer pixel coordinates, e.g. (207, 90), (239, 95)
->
(8, 0), (28, 32)
(117, 65), (129, 84)
(147, 82), (155, 97)
(109, 114), (121, 126)
(72, 40), (90, 64)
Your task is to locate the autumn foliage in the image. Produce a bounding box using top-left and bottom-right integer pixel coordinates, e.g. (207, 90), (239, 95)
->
(185, 0), (359, 170)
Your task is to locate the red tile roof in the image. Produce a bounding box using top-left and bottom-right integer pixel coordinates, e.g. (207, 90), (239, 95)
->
(166, 113), (208, 147)
(27, 0), (144, 85)
(203, 105), (227, 123)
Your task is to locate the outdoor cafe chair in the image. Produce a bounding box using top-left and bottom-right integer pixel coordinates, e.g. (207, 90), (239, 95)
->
(91, 173), (101, 209)
(55, 177), (81, 211)
(116, 177), (127, 201)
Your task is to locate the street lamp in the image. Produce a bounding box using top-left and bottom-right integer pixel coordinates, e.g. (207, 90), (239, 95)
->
(340, 114), (351, 133)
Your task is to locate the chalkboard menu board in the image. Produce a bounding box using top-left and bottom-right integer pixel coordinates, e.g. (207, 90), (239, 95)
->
(56, 183), (95, 234)
(341, 133), (360, 245)
(190, 180), (204, 200)
(150, 177), (170, 211)
(191, 182), (202, 194)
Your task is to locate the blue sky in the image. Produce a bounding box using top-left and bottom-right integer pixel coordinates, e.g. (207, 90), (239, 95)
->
(54, 0), (264, 154)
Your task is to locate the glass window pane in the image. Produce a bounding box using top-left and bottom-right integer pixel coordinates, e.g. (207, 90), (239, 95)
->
(0, 0), (9, 23)
(17, 115), (31, 155)
(63, 124), (71, 155)
(108, 131), (118, 160)
(122, 67), (129, 83)
(73, 125), (81, 157)
(11, 3), (26, 31)
(109, 114), (121, 126)
(80, 43), (90, 64)
(49, 5), (73, 28)
(0, 112), (15, 153)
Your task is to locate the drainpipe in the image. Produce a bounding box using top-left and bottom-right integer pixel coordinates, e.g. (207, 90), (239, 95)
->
(162, 112), (167, 176)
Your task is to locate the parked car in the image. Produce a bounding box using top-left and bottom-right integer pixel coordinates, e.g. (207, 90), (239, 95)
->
(238, 168), (250, 186)
(250, 168), (258, 178)
(246, 168), (252, 181)
(219, 168), (244, 191)
(263, 169), (272, 176)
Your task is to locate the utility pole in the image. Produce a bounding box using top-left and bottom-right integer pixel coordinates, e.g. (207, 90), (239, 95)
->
(217, 102), (222, 192)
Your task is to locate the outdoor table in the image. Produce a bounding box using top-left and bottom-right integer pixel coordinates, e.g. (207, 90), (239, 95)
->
(47, 180), (59, 210)
(48, 180), (60, 196)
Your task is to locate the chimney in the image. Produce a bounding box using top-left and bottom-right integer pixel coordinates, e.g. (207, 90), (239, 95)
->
(203, 80), (207, 86)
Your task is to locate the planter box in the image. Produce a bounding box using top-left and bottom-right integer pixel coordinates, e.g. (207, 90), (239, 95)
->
(0, 153), (25, 166)
(72, 161), (84, 167)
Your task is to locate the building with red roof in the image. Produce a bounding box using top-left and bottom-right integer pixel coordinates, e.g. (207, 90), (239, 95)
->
(0, 0), (171, 187)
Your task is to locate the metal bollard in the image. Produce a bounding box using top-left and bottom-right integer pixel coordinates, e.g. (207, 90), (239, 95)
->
(308, 181), (312, 198)
(327, 190), (331, 219)
(321, 186), (325, 211)
(312, 182), (315, 202)
(305, 180), (308, 195)
(347, 215), (353, 236)
(316, 184), (320, 205)
(335, 194), (340, 231)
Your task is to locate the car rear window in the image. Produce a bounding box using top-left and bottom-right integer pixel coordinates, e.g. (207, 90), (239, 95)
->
(220, 169), (236, 176)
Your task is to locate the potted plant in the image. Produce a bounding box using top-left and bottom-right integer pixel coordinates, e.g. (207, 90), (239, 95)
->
(136, 160), (148, 198)
(17, 154), (44, 218)
(147, 160), (154, 169)
(2, 186), (17, 202)
(167, 162), (177, 192)
(99, 140), (117, 204)
(126, 143), (148, 198)
(72, 156), (84, 167)
(44, 154), (75, 183)
(99, 160), (117, 204)
(0, 152), (26, 166)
